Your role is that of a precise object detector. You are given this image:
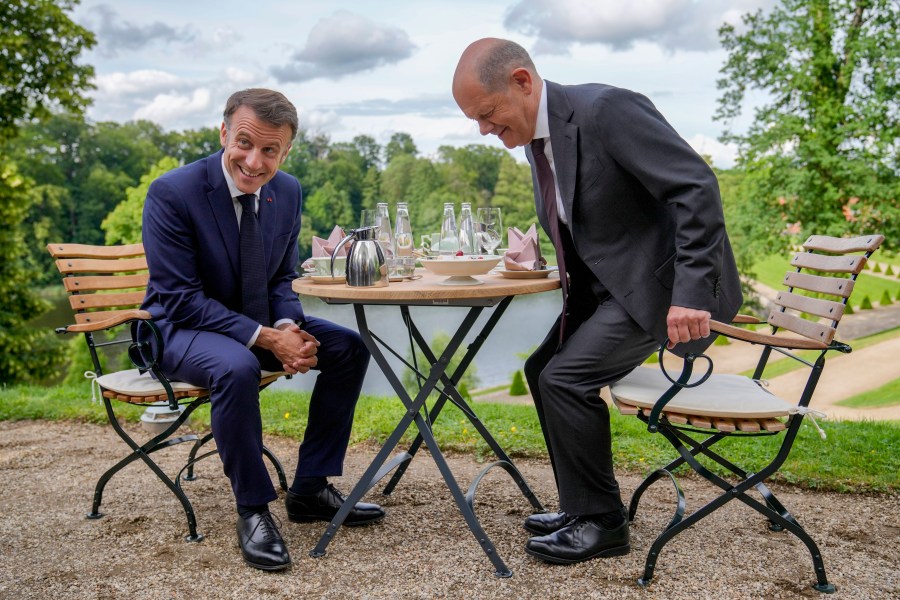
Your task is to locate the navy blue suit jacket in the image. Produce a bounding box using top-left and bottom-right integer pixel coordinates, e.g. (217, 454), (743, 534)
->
(141, 150), (305, 368)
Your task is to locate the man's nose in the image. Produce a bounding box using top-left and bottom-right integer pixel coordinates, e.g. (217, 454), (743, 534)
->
(478, 120), (495, 136)
(245, 148), (263, 169)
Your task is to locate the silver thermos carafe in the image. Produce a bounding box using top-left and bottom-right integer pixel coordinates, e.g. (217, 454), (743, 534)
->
(331, 226), (389, 287)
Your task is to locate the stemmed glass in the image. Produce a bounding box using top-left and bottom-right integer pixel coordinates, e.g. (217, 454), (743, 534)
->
(476, 207), (502, 255)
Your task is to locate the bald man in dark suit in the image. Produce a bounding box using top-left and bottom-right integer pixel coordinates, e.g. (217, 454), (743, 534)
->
(453, 39), (742, 565)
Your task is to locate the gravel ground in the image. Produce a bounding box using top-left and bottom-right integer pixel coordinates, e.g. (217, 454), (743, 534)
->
(1, 420), (898, 599)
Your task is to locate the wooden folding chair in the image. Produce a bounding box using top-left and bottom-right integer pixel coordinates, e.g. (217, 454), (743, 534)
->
(48, 242), (289, 541)
(609, 234), (884, 593)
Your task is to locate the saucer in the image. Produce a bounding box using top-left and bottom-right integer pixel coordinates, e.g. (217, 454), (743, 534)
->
(496, 268), (553, 279)
(305, 274), (346, 284)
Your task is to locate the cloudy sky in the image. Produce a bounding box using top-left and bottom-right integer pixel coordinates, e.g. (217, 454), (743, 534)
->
(71, 0), (775, 168)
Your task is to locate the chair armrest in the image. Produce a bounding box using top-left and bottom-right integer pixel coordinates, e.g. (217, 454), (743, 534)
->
(731, 314), (762, 324)
(64, 310), (153, 333)
(710, 320), (828, 350)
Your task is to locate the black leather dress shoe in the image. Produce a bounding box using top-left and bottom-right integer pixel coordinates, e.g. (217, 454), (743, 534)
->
(236, 511), (291, 571)
(525, 516), (630, 565)
(285, 484), (385, 526)
(523, 511), (574, 535)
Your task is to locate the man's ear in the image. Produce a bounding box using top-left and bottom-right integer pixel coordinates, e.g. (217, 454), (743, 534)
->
(219, 121), (228, 147)
(511, 68), (533, 95)
(280, 143), (293, 164)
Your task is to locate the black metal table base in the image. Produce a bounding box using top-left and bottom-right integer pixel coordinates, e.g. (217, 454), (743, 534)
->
(310, 300), (544, 577)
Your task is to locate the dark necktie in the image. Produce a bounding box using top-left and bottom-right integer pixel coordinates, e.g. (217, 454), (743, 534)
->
(531, 138), (568, 341)
(238, 194), (269, 326)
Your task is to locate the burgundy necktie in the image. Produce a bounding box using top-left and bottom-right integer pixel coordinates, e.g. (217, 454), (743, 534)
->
(238, 194), (270, 327)
(531, 138), (568, 341)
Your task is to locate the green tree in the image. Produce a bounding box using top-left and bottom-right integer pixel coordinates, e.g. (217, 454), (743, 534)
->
(717, 0), (900, 255)
(384, 132), (417, 164)
(0, 164), (64, 384)
(103, 157), (180, 244)
(0, 0), (96, 140)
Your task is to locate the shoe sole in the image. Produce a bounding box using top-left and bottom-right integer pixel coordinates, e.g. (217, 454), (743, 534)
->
(524, 543), (630, 565)
(242, 557), (292, 571)
(287, 513), (385, 527)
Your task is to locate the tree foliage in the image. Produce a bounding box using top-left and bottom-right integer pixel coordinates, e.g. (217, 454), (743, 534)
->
(717, 0), (900, 254)
(0, 0), (96, 141)
(0, 164), (64, 384)
(103, 157), (180, 244)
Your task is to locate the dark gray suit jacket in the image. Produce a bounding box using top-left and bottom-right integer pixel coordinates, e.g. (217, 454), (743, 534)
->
(527, 80), (742, 354)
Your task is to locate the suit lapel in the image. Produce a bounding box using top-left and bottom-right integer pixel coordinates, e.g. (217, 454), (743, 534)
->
(546, 81), (578, 232)
(205, 151), (240, 278)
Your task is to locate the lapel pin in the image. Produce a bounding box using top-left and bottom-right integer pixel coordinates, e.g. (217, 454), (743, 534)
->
(267, 197), (273, 203)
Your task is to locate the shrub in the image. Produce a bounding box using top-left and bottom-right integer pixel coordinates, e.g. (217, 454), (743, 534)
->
(860, 295), (874, 310)
(872, 263), (882, 273)
(844, 302), (854, 315)
(886, 265), (895, 276)
(882, 290), (894, 306)
(714, 334), (730, 345)
(509, 370), (528, 396)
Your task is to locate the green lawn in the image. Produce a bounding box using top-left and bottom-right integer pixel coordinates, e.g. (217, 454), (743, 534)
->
(1, 383), (897, 494)
(752, 254), (900, 308)
(836, 379), (900, 409)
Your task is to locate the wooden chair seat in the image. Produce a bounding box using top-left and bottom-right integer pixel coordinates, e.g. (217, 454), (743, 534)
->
(610, 368), (789, 432)
(96, 369), (289, 404)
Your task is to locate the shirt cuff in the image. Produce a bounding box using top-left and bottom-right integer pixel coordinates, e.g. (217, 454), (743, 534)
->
(273, 318), (295, 329)
(247, 324), (263, 348)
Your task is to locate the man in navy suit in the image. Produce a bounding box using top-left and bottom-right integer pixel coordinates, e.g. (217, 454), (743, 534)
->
(141, 89), (383, 571)
(453, 40), (742, 565)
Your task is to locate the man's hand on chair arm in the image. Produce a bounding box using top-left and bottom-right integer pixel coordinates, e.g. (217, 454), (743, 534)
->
(666, 305), (711, 348)
(256, 323), (320, 374)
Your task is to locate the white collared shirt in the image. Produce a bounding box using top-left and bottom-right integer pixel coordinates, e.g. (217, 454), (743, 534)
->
(220, 155), (293, 344)
(532, 80), (568, 225)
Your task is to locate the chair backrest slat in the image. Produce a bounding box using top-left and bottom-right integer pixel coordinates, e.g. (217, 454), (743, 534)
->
(803, 234), (884, 253)
(73, 308), (143, 325)
(782, 272), (855, 298)
(789, 252), (866, 274)
(773, 290), (845, 321)
(767, 310), (836, 344)
(48, 242), (145, 259)
(55, 256), (148, 275)
(68, 291), (146, 311)
(62, 274), (150, 293)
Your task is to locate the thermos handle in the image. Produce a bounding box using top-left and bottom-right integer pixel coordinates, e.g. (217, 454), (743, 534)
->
(330, 231), (355, 277)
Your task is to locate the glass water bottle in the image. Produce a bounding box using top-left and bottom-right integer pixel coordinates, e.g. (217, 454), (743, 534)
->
(394, 202), (413, 256)
(439, 203), (458, 255)
(458, 202), (476, 255)
(375, 202), (394, 259)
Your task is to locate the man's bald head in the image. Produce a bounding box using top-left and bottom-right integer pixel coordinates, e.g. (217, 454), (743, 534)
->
(453, 38), (538, 94)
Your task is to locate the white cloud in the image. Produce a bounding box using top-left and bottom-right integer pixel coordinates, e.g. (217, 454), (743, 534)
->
(134, 88), (213, 125)
(224, 67), (260, 87)
(94, 70), (185, 98)
(271, 10), (416, 82)
(686, 133), (738, 169)
(504, 0), (776, 54)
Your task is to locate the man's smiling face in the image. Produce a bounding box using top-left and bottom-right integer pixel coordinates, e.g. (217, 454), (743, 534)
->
(220, 105), (292, 194)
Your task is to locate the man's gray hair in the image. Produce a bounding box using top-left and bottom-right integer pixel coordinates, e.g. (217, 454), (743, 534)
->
(223, 88), (299, 141)
(478, 40), (537, 92)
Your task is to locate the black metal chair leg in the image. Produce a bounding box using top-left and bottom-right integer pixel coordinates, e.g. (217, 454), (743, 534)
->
(184, 431), (214, 481)
(262, 444), (288, 491)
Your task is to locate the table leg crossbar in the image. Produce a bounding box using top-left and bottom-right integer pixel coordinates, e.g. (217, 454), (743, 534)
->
(310, 300), (544, 577)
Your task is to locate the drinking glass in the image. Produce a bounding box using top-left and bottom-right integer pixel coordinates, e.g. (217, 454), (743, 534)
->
(359, 209), (377, 229)
(476, 207), (502, 255)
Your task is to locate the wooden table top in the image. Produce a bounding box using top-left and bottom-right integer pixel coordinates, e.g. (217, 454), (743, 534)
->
(293, 268), (560, 306)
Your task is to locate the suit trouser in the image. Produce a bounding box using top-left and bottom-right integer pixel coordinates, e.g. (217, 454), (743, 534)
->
(524, 296), (657, 516)
(163, 316), (369, 506)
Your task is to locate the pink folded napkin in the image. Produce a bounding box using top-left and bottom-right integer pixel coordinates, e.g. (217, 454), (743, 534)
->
(503, 224), (545, 271)
(301, 226), (347, 270)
